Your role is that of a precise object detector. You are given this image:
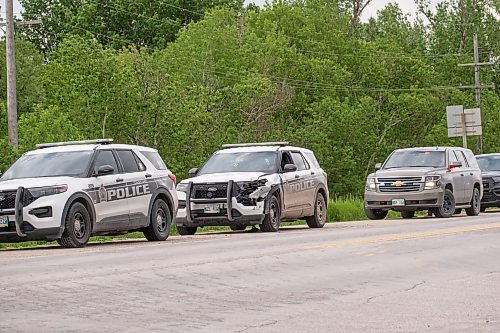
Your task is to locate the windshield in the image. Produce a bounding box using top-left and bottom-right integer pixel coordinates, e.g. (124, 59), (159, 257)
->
(1, 151), (94, 180)
(199, 151), (277, 175)
(477, 156), (500, 172)
(384, 151), (446, 169)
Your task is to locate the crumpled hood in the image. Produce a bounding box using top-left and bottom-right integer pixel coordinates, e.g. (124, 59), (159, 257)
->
(181, 172), (267, 184)
(0, 177), (74, 191)
(371, 167), (446, 178)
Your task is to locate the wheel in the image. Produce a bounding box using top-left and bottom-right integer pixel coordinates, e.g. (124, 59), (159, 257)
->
(401, 211), (415, 219)
(58, 202), (92, 248)
(465, 187), (481, 216)
(306, 192), (327, 228)
(454, 208), (462, 215)
(261, 195), (281, 232)
(143, 199), (171, 241)
(364, 205), (388, 220)
(433, 189), (455, 218)
(177, 225), (197, 236)
(230, 225), (246, 231)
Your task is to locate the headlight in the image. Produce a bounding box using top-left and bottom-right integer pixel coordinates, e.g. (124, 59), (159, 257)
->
(424, 176), (441, 190)
(365, 178), (376, 191)
(176, 183), (188, 193)
(28, 185), (68, 198)
(492, 176), (500, 184)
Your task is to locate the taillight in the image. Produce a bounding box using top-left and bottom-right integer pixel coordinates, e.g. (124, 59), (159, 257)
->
(168, 173), (177, 185)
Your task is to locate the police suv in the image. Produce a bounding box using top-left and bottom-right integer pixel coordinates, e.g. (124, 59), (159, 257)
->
(175, 142), (329, 235)
(0, 139), (178, 247)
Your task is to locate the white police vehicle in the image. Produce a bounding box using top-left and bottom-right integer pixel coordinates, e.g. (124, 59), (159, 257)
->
(0, 139), (177, 247)
(175, 142), (329, 235)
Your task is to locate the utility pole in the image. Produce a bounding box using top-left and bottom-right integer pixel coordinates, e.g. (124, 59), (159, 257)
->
(3, 1), (42, 150)
(457, 33), (495, 153)
(5, 0), (18, 149)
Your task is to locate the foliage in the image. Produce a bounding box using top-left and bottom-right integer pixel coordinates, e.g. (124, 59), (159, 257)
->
(1, 0), (499, 198)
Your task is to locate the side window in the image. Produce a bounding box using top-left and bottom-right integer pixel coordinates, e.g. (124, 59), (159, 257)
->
(134, 153), (146, 171)
(94, 150), (118, 175)
(459, 151), (470, 167)
(291, 152), (308, 171)
(449, 150), (459, 166)
(116, 150), (140, 173)
(304, 151), (320, 169)
(141, 151), (167, 170)
(280, 151), (294, 171)
(454, 150), (466, 168)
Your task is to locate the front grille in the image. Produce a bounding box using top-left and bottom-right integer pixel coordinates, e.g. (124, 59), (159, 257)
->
(377, 177), (423, 193)
(192, 183), (228, 199)
(0, 191), (17, 210)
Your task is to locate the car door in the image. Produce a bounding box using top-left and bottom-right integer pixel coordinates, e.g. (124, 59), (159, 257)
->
(114, 149), (152, 229)
(91, 149), (130, 232)
(279, 151), (303, 218)
(290, 151), (316, 215)
(456, 150), (473, 203)
(448, 150), (466, 203)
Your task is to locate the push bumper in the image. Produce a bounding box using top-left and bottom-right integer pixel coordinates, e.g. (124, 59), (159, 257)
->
(176, 181), (265, 227)
(0, 186), (62, 243)
(364, 188), (443, 211)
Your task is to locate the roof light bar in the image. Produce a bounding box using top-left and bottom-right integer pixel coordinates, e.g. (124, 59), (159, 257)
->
(221, 142), (289, 149)
(36, 139), (113, 149)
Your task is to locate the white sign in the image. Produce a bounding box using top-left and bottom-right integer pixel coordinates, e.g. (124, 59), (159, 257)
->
(446, 105), (482, 138)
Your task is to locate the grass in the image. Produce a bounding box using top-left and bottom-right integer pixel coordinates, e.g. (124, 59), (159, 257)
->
(0, 197), (398, 250)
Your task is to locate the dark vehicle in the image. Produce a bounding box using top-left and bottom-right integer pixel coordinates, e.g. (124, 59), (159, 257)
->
(476, 153), (500, 211)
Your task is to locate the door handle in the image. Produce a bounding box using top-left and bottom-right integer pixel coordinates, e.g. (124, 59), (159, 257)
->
(469, 173), (473, 176)
(145, 173), (152, 178)
(295, 174), (300, 179)
(116, 178), (124, 182)
(311, 171), (315, 175)
(460, 174), (464, 176)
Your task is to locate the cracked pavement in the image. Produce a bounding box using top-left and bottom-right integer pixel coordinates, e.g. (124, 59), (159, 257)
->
(1, 212), (500, 332)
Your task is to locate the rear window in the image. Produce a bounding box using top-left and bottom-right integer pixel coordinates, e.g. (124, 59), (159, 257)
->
(304, 151), (320, 169)
(141, 151), (167, 170)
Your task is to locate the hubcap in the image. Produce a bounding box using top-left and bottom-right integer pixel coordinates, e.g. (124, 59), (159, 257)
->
(156, 209), (167, 232)
(73, 212), (86, 239)
(317, 199), (325, 223)
(270, 202), (278, 227)
(443, 195), (452, 214)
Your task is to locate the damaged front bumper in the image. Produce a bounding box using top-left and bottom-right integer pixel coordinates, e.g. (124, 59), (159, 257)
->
(176, 180), (271, 227)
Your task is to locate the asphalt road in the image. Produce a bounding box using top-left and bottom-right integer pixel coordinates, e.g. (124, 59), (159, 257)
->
(1, 212), (500, 333)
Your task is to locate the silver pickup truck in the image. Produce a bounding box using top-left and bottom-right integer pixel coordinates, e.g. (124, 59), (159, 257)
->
(175, 142), (329, 235)
(364, 147), (482, 219)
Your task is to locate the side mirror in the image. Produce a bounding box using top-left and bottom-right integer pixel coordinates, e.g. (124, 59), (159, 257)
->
(188, 167), (199, 177)
(374, 163), (382, 170)
(283, 164), (297, 173)
(96, 165), (114, 176)
(449, 161), (462, 169)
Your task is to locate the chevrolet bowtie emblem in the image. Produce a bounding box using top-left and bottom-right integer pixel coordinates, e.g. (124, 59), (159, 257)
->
(392, 181), (403, 187)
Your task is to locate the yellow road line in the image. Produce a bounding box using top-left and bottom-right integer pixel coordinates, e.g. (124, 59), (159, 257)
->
(312, 223), (500, 250)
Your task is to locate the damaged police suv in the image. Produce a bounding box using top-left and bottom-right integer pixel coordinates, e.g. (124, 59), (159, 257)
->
(0, 139), (177, 247)
(175, 142), (329, 235)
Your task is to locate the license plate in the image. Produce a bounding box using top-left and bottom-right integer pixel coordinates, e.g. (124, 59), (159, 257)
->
(0, 216), (9, 228)
(392, 199), (405, 206)
(204, 204), (221, 214)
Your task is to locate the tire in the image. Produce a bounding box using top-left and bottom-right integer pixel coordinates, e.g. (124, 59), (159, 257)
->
(454, 208), (462, 215)
(58, 202), (92, 248)
(177, 225), (197, 236)
(401, 211), (415, 219)
(230, 225), (246, 231)
(143, 199), (171, 241)
(261, 195), (281, 232)
(465, 187), (481, 216)
(364, 205), (388, 220)
(433, 189), (455, 218)
(306, 192), (327, 228)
